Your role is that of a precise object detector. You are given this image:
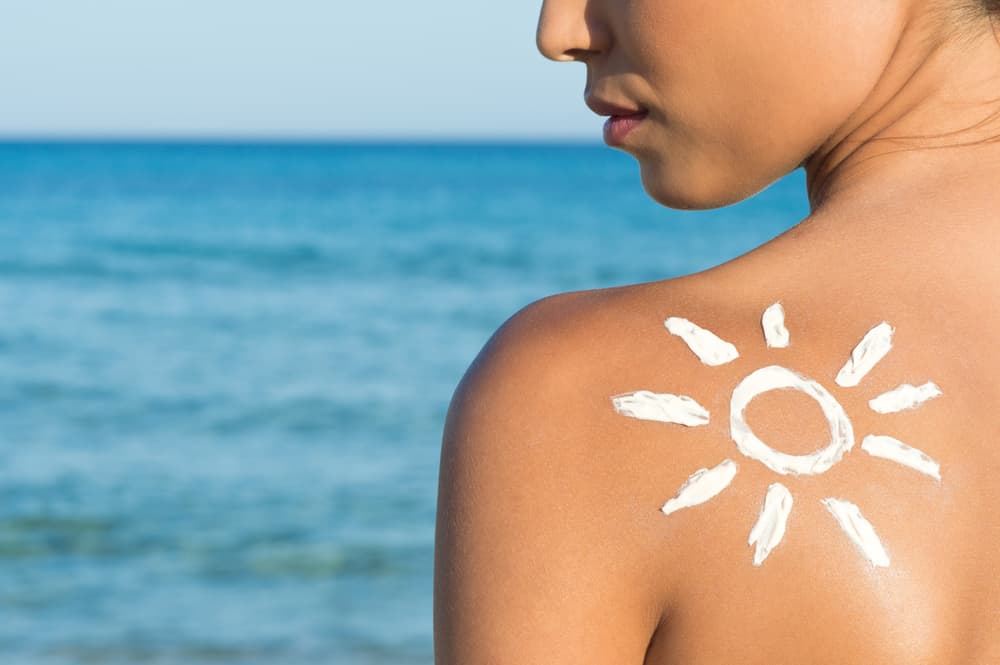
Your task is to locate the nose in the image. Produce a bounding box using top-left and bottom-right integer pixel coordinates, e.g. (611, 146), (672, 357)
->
(536, 0), (609, 62)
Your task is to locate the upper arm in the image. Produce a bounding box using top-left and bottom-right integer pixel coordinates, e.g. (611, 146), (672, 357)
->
(433, 294), (663, 665)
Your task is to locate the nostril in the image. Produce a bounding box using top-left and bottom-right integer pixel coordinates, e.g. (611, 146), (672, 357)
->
(563, 48), (599, 62)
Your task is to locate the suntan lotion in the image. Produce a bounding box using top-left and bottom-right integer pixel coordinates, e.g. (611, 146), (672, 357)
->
(822, 497), (890, 567)
(664, 316), (739, 366)
(836, 322), (894, 387)
(730, 365), (855, 476)
(611, 391), (709, 427)
(761, 302), (790, 348)
(869, 381), (942, 414)
(861, 434), (941, 480)
(613, 303), (943, 569)
(748, 483), (793, 565)
(660, 459), (738, 516)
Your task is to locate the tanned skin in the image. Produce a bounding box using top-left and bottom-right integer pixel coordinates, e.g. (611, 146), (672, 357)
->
(436, 2), (1000, 663)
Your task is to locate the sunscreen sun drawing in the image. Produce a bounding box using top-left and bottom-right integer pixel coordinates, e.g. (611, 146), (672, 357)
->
(611, 301), (943, 568)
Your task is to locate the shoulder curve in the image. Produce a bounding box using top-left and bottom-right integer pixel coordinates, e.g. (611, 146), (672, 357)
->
(433, 277), (779, 661)
(451, 288), (608, 397)
(434, 284), (669, 663)
(442, 288), (600, 464)
(442, 283), (654, 447)
(443, 276), (727, 446)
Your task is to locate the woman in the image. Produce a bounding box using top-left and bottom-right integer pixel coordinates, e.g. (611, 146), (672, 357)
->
(435, 1), (1000, 662)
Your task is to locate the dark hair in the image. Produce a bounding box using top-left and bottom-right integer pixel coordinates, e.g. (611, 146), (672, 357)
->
(950, 0), (1000, 38)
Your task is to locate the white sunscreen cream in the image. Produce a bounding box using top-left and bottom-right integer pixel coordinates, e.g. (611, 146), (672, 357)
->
(661, 459), (738, 516)
(613, 303), (943, 570)
(748, 482), (793, 565)
(861, 434), (941, 481)
(869, 381), (942, 414)
(761, 302), (790, 348)
(664, 317), (739, 366)
(730, 365), (855, 476)
(835, 322), (894, 387)
(821, 497), (890, 567)
(611, 391), (710, 427)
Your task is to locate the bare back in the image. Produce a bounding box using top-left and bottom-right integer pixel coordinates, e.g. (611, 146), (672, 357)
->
(438, 0), (1000, 658)
(435, 195), (1000, 664)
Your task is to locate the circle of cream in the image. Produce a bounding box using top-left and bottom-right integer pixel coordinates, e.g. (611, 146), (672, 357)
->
(730, 365), (855, 476)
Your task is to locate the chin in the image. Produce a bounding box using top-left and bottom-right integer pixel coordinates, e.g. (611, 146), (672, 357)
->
(637, 154), (773, 211)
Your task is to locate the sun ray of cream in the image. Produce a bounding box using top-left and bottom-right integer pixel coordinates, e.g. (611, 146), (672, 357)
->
(748, 483), (793, 565)
(761, 302), (790, 348)
(664, 317), (740, 366)
(868, 381), (942, 414)
(661, 459), (738, 516)
(821, 497), (890, 567)
(611, 391), (710, 427)
(861, 434), (941, 480)
(835, 321), (894, 387)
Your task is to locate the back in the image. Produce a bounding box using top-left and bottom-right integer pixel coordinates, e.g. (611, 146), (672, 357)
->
(435, 204), (1000, 664)
(629, 262), (1000, 664)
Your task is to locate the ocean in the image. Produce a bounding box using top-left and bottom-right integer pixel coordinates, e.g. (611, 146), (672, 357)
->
(0, 141), (809, 664)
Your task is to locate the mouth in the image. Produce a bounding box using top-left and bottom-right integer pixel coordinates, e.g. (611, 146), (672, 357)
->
(585, 96), (649, 147)
(602, 110), (648, 147)
(585, 95), (645, 117)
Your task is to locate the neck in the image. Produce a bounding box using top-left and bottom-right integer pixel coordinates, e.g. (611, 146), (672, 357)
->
(803, 10), (1000, 219)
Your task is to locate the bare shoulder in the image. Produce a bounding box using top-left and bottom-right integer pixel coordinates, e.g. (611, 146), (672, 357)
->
(435, 267), (1000, 664)
(434, 284), (683, 664)
(433, 275), (768, 663)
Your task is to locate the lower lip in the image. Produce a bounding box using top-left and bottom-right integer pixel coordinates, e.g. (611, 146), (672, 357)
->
(603, 111), (648, 146)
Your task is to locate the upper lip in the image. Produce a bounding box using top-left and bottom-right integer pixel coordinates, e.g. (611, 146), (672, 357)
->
(585, 96), (647, 118)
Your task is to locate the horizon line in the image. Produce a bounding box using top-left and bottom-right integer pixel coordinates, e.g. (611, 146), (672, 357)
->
(0, 134), (605, 147)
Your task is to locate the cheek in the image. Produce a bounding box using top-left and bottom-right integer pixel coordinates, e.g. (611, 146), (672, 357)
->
(625, 2), (900, 208)
(720, 7), (899, 152)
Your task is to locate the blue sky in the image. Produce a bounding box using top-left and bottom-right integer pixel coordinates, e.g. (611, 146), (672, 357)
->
(0, 0), (598, 139)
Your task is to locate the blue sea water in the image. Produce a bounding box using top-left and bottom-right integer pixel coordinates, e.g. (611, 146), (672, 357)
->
(0, 141), (809, 664)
